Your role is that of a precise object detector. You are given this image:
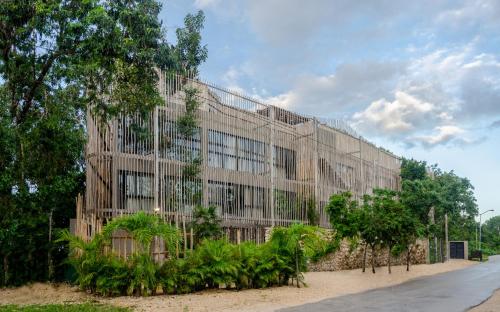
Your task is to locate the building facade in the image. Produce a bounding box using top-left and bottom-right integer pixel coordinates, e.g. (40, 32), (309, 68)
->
(81, 73), (401, 242)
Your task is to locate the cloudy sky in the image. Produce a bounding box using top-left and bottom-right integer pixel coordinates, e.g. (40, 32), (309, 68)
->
(161, 0), (500, 220)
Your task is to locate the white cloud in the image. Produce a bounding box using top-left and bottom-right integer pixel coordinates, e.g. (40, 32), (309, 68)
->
(262, 40), (500, 148)
(352, 91), (436, 134)
(190, 0), (500, 148)
(413, 125), (466, 147)
(194, 0), (220, 9)
(221, 66), (239, 85)
(261, 61), (405, 114)
(435, 0), (500, 28)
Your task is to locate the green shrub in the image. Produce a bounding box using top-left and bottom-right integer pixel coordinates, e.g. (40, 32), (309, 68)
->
(268, 224), (325, 287)
(194, 239), (240, 288)
(127, 253), (158, 296)
(94, 255), (130, 296)
(60, 213), (326, 296)
(233, 241), (260, 289)
(190, 205), (223, 244)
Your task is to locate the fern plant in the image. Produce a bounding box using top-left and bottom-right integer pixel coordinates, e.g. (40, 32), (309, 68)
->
(194, 239), (240, 288)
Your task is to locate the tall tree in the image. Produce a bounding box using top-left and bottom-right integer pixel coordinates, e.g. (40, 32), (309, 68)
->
(400, 158), (427, 181)
(0, 0), (208, 286)
(481, 216), (500, 254)
(400, 158), (478, 262)
(358, 194), (383, 274)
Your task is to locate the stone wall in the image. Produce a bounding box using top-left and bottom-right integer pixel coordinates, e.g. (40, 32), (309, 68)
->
(308, 239), (429, 272)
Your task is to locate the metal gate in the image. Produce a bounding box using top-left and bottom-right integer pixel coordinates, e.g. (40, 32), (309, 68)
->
(450, 242), (465, 259)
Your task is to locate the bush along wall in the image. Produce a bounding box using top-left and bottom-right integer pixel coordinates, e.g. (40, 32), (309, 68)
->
(58, 212), (326, 296)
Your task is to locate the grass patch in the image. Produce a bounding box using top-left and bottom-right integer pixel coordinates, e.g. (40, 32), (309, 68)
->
(0, 303), (129, 312)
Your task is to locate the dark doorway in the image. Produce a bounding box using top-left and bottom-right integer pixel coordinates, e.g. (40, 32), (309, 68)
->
(450, 242), (465, 259)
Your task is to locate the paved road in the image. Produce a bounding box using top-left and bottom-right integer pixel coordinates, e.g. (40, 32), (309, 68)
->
(280, 256), (500, 312)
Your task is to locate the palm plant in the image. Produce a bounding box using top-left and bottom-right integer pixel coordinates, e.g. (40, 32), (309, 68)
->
(127, 253), (158, 296)
(59, 211), (327, 296)
(233, 241), (260, 289)
(269, 224), (325, 287)
(103, 211), (181, 255)
(94, 255), (129, 296)
(253, 242), (290, 288)
(57, 230), (108, 292)
(194, 239), (240, 288)
(158, 253), (204, 294)
(190, 205), (223, 244)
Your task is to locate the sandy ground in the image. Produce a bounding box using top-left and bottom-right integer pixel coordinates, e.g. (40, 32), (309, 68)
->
(0, 260), (474, 312)
(469, 289), (500, 312)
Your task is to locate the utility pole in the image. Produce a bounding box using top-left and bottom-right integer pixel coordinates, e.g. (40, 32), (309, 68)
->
(479, 209), (494, 252)
(475, 225), (478, 250)
(445, 213), (448, 262)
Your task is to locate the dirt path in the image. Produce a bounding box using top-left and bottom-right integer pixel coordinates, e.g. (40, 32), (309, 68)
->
(0, 260), (474, 312)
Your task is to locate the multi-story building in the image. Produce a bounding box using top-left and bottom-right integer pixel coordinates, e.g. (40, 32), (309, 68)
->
(79, 73), (401, 243)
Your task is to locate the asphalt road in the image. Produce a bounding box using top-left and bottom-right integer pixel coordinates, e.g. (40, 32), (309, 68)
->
(279, 256), (500, 312)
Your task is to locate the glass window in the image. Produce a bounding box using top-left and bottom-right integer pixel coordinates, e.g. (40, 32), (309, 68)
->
(225, 155), (237, 170)
(126, 174), (135, 196)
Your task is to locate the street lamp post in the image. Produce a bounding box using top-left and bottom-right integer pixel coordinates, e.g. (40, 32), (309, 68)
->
(478, 209), (494, 252)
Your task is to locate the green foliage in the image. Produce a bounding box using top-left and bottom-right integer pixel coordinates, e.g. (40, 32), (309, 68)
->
(325, 189), (424, 273)
(0, 0), (208, 287)
(400, 158), (479, 263)
(400, 158), (427, 181)
(481, 215), (500, 255)
(269, 224), (325, 287)
(194, 240), (240, 287)
(177, 87), (201, 142)
(173, 11), (209, 75)
(325, 192), (360, 240)
(0, 304), (130, 312)
(372, 190), (405, 247)
(400, 178), (438, 228)
(190, 205), (223, 244)
(182, 157), (202, 180)
(306, 197), (319, 226)
(310, 239), (340, 263)
(233, 241), (260, 288)
(61, 213), (326, 296)
(126, 253), (158, 296)
(103, 211), (181, 255)
(177, 86), (203, 207)
(58, 213), (179, 296)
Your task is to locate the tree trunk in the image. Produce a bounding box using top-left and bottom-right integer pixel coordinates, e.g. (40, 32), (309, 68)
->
(371, 245), (376, 274)
(295, 245), (300, 288)
(388, 246), (392, 274)
(48, 210), (53, 280)
(3, 255), (8, 286)
(406, 246), (411, 271)
(362, 243), (367, 273)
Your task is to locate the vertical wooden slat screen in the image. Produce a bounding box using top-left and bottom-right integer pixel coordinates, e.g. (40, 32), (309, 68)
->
(83, 71), (401, 240)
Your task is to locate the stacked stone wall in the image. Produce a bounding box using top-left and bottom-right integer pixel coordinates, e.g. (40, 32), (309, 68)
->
(308, 238), (428, 272)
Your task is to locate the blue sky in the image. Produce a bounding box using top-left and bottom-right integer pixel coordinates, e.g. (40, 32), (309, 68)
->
(161, 0), (500, 220)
